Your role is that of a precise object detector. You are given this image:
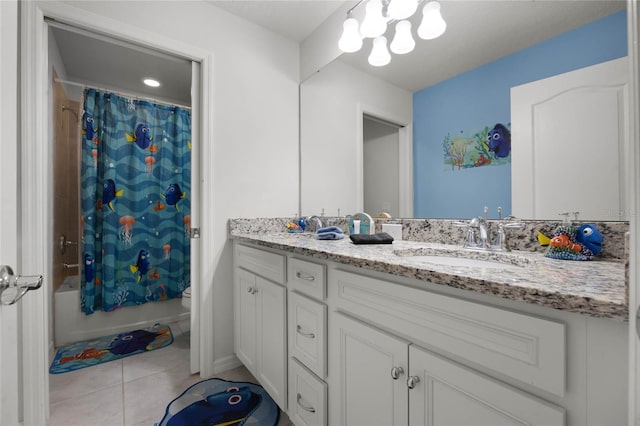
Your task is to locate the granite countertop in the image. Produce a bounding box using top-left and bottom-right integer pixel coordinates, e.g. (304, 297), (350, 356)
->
(230, 230), (628, 321)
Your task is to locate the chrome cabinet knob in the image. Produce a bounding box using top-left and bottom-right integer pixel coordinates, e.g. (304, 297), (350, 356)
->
(407, 375), (420, 389)
(390, 366), (404, 380)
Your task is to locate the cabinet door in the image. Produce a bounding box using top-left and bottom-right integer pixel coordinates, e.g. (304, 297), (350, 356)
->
(408, 345), (565, 426)
(332, 313), (409, 426)
(256, 276), (287, 410)
(234, 268), (257, 376)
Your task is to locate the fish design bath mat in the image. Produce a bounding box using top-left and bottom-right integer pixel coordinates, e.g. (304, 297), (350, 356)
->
(49, 323), (173, 374)
(157, 378), (280, 426)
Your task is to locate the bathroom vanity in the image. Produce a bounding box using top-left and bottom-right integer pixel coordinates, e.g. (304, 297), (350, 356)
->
(231, 219), (628, 426)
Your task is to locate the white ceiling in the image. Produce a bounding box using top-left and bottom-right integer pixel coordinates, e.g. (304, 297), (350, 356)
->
(50, 25), (193, 106)
(50, 0), (626, 102)
(337, 0), (626, 91)
(209, 0), (347, 42)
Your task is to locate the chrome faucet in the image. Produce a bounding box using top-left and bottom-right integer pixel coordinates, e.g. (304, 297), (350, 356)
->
(492, 209), (524, 251)
(476, 215), (490, 249)
(307, 215), (323, 232)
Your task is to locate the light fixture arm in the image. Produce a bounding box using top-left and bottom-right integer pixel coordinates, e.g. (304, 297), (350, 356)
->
(347, 0), (426, 20)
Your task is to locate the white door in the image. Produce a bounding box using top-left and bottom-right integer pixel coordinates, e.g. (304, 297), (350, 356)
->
(511, 57), (628, 221)
(1, 2), (47, 424)
(332, 313), (409, 426)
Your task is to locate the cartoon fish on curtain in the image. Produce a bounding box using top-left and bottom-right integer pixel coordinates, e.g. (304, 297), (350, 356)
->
(80, 88), (191, 314)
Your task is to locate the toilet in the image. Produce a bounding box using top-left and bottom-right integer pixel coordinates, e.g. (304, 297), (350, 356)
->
(181, 287), (191, 310)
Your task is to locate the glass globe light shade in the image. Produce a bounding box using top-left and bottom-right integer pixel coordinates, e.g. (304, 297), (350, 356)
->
(390, 20), (415, 54)
(388, 0), (418, 21)
(360, 0), (387, 38)
(368, 36), (391, 67)
(338, 18), (363, 52)
(418, 1), (447, 40)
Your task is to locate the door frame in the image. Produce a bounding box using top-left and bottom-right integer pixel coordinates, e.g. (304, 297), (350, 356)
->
(21, 2), (215, 423)
(628, 1), (640, 424)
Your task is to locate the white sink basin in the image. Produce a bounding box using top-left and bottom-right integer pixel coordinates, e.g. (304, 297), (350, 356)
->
(393, 247), (534, 270)
(406, 255), (522, 270)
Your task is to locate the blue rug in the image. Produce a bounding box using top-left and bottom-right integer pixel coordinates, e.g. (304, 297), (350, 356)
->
(158, 378), (280, 426)
(49, 323), (173, 374)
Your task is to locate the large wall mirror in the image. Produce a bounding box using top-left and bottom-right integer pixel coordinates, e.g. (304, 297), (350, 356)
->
(300, 0), (628, 221)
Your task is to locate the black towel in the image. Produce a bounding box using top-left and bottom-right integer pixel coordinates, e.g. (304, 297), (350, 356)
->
(349, 232), (394, 245)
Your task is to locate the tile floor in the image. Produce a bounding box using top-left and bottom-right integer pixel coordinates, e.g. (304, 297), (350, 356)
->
(48, 320), (292, 426)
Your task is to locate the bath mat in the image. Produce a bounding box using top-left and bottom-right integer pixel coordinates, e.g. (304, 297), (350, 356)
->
(49, 323), (173, 374)
(157, 378), (280, 426)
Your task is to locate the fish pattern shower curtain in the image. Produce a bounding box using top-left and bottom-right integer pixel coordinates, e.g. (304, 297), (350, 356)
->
(80, 88), (191, 314)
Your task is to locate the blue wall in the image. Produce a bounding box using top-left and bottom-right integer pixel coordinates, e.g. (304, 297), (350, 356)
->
(413, 10), (627, 219)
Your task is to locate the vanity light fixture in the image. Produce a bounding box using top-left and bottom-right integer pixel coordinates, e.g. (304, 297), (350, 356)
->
(338, 0), (446, 66)
(143, 78), (161, 87)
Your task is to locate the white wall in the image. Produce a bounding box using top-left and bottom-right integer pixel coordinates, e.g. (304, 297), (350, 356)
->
(300, 59), (411, 217)
(55, 0), (301, 372)
(363, 118), (399, 218)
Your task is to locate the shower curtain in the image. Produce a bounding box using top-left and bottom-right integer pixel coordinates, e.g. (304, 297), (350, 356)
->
(80, 88), (191, 314)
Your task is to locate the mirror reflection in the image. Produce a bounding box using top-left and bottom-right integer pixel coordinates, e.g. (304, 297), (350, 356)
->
(300, 1), (627, 221)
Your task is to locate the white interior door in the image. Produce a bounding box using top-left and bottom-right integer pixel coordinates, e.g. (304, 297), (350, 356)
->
(511, 57), (628, 221)
(0, 1), (22, 423)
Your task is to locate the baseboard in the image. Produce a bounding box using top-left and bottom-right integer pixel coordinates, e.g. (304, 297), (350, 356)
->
(212, 354), (242, 374)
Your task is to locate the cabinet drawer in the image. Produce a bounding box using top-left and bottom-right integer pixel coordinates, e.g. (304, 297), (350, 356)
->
(289, 291), (327, 379)
(331, 269), (566, 398)
(288, 257), (326, 300)
(235, 244), (285, 284)
(289, 358), (327, 426)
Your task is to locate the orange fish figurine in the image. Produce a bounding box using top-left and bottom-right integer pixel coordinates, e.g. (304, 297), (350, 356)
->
(550, 234), (582, 252)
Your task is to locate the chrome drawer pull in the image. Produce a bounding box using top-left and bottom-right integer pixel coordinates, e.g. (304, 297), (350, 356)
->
(390, 366), (404, 380)
(296, 325), (316, 339)
(297, 393), (316, 413)
(296, 271), (316, 281)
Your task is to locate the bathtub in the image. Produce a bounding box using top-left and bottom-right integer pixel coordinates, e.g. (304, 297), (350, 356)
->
(54, 275), (189, 346)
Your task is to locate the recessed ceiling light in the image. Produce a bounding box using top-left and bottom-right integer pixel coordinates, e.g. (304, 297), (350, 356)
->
(143, 78), (161, 87)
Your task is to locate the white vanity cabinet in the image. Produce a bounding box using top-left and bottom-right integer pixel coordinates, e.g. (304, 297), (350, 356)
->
(232, 242), (628, 426)
(233, 244), (287, 410)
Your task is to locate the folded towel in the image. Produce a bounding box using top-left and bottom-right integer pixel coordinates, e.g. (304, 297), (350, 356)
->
(317, 231), (345, 240)
(317, 226), (344, 235)
(349, 232), (394, 245)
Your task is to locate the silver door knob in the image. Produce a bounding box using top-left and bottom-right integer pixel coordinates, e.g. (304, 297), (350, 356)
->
(0, 265), (43, 305)
(390, 366), (404, 380)
(407, 375), (420, 389)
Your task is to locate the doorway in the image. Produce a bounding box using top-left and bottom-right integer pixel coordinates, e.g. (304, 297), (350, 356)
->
(363, 115), (401, 218)
(14, 2), (212, 421)
(360, 112), (413, 218)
